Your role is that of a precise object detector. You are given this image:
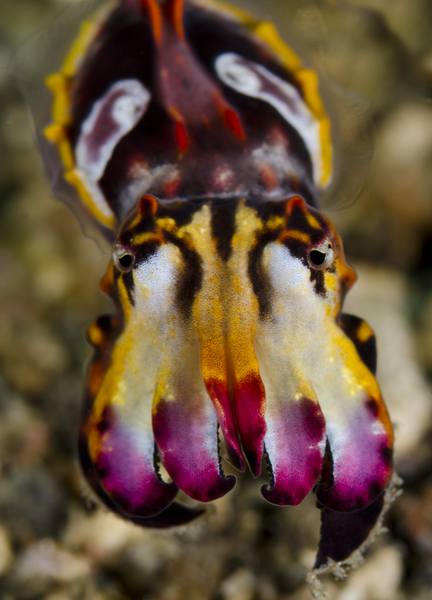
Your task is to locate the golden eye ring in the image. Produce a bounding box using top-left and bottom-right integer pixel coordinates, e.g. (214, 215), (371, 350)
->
(308, 242), (334, 270)
(113, 247), (135, 272)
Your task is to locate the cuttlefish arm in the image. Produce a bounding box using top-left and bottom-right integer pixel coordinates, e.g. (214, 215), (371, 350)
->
(252, 197), (393, 511)
(314, 492), (385, 570)
(81, 258), (180, 519)
(79, 313), (205, 526)
(147, 206), (238, 500)
(312, 313), (395, 569)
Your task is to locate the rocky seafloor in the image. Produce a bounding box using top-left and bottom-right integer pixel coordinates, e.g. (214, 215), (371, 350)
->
(1, 0), (432, 598)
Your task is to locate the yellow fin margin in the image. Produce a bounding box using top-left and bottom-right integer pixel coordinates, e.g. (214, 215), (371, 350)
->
(64, 169), (116, 229)
(253, 21), (332, 188)
(44, 2), (116, 230)
(201, 1), (333, 188)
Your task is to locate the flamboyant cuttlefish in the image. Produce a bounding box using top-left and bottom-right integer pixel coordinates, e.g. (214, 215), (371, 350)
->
(30, 0), (397, 589)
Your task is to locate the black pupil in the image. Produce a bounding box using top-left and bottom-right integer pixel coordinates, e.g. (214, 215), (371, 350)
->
(310, 250), (326, 266)
(119, 254), (133, 269)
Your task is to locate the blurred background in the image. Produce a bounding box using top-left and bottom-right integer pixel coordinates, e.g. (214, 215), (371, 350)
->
(1, 0), (432, 598)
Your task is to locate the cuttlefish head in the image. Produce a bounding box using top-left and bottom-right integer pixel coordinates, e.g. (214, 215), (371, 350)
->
(79, 194), (393, 523)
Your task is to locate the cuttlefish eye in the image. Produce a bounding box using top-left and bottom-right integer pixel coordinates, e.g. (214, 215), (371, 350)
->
(308, 241), (334, 269)
(112, 247), (135, 272)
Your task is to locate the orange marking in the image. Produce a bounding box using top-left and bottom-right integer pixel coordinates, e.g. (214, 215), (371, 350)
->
(100, 264), (115, 296)
(285, 195), (307, 217)
(87, 360), (106, 400)
(163, 173), (181, 198)
(138, 194), (158, 217)
(258, 163), (278, 191)
(175, 122), (190, 152)
(291, 173), (300, 192)
(143, 0), (162, 43)
(162, 0), (185, 39)
(224, 108), (246, 140)
(287, 195), (306, 208)
(143, 0), (185, 43)
(167, 105), (183, 123)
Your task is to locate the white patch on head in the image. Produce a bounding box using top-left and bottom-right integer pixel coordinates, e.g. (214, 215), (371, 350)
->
(258, 243), (371, 423)
(210, 164), (236, 193)
(76, 79), (150, 181)
(258, 241), (332, 376)
(104, 246), (182, 428)
(133, 244), (181, 316)
(264, 242), (312, 297)
(251, 142), (305, 196)
(74, 79), (150, 217)
(215, 53), (323, 185)
(121, 162), (179, 215)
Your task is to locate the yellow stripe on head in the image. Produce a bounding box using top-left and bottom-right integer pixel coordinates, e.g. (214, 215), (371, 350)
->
(265, 214), (285, 231)
(280, 230), (311, 245)
(131, 231), (166, 246)
(305, 213), (322, 230)
(44, 2), (116, 230)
